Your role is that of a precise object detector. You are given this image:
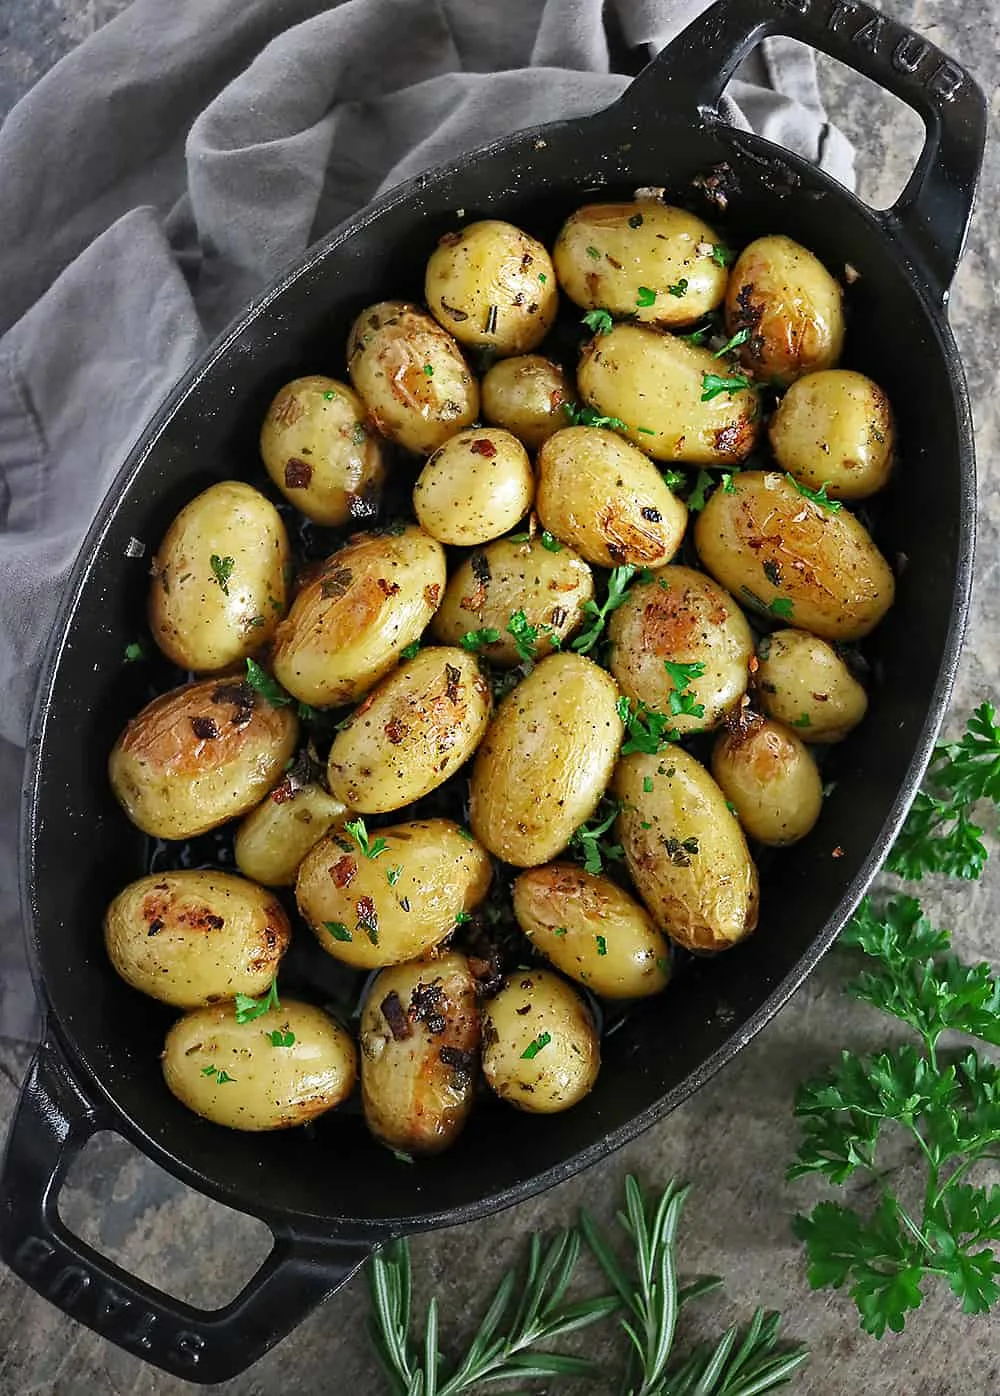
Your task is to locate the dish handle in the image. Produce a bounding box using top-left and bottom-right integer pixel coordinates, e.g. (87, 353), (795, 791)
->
(0, 1035), (373, 1384)
(614, 0), (987, 301)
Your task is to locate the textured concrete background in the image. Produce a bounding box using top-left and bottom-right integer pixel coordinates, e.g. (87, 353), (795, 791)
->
(1, 1), (999, 1393)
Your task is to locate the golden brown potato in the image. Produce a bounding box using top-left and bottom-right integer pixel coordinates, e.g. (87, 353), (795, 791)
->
(148, 481), (289, 673)
(513, 863), (671, 998)
(108, 677), (299, 840)
(347, 301), (478, 454)
(614, 747), (759, 953)
(755, 628), (868, 743)
(535, 427), (687, 568)
(234, 781), (348, 887)
(412, 428), (534, 546)
(296, 817), (491, 969)
(553, 201), (728, 327)
(259, 375), (386, 525)
(768, 369), (894, 499)
(481, 354), (572, 448)
(271, 525), (446, 708)
(711, 714), (823, 846)
(105, 870), (290, 1008)
(576, 323), (760, 464)
(162, 1000), (357, 1132)
(360, 952), (480, 1153)
(694, 471), (895, 642)
(482, 969), (599, 1114)
(725, 235), (845, 385)
(469, 653), (623, 866)
(326, 649), (492, 813)
(430, 534), (594, 667)
(425, 220), (558, 356)
(607, 565), (754, 734)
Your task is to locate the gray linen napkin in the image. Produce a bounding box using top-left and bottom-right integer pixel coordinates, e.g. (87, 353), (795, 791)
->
(0, 0), (854, 1043)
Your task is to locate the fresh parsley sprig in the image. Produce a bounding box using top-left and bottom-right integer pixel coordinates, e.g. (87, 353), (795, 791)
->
(787, 476), (842, 513)
(582, 308), (614, 335)
(345, 817), (388, 860)
(570, 797), (624, 875)
(572, 564), (638, 656)
(234, 978), (279, 1024)
(562, 400), (627, 432)
(617, 696), (678, 755)
(245, 658), (320, 722)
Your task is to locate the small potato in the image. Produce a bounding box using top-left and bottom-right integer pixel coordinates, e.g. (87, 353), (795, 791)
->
(614, 747), (759, 953)
(272, 525), (446, 708)
(149, 481), (289, 673)
(712, 714), (823, 846)
(577, 324), (759, 464)
(234, 781), (349, 887)
(482, 969), (599, 1114)
(260, 375), (386, 525)
(694, 471), (895, 642)
(725, 235), (844, 385)
(413, 428), (534, 546)
(108, 677), (298, 840)
(553, 201), (727, 327)
(755, 628), (868, 743)
(327, 649), (492, 813)
(425, 220), (558, 356)
(608, 565), (754, 734)
(347, 301), (478, 454)
(431, 535), (594, 667)
(481, 354), (572, 448)
(469, 653), (623, 866)
(163, 1000), (356, 1132)
(360, 952), (479, 1153)
(297, 818), (491, 969)
(105, 870), (290, 1008)
(536, 427), (687, 568)
(768, 369), (894, 499)
(513, 863), (671, 999)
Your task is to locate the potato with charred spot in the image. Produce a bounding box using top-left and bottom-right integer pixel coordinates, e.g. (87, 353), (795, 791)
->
(482, 969), (599, 1114)
(481, 354), (572, 448)
(755, 628), (868, 743)
(108, 677), (298, 840)
(768, 369), (894, 500)
(413, 427), (534, 546)
(234, 781), (349, 887)
(162, 1001), (357, 1132)
(425, 221), (558, 356)
(712, 714), (823, 846)
(360, 952), (480, 1154)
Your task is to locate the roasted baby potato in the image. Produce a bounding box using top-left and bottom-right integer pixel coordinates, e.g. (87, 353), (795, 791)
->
(614, 747), (759, 953)
(481, 354), (572, 448)
(536, 427), (687, 568)
(108, 677), (298, 840)
(576, 323), (759, 464)
(360, 952), (480, 1153)
(607, 565), (754, 734)
(712, 714), (823, 846)
(272, 525), (446, 708)
(234, 780), (348, 887)
(694, 471), (895, 642)
(725, 235), (845, 385)
(148, 481), (289, 672)
(553, 201), (728, 327)
(412, 427), (534, 546)
(326, 649), (492, 813)
(347, 301), (478, 454)
(105, 870), (290, 1008)
(297, 817), (491, 969)
(430, 534), (594, 666)
(425, 220), (558, 356)
(469, 652), (624, 866)
(259, 375), (386, 525)
(755, 628), (868, 743)
(482, 969), (599, 1114)
(162, 1000), (357, 1132)
(768, 369), (894, 499)
(513, 863), (671, 999)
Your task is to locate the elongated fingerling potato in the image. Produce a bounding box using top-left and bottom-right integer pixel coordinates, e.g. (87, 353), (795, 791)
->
(469, 653), (624, 866)
(163, 1000), (357, 1131)
(755, 628), (867, 743)
(413, 427), (534, 546)
(425, 221), (558, 356)
(108, 676), (299, 839)
(725, 235), (844, 385)
(768, 369), (894, 500)
(149, 481), (289, 672)
(614, 747), (759, 953)
(481, 354), (571, 448)
(482, 969), (599, 1113)
(712, 714), (823, 846)
(360, 952), (480, 1153)
(694, 470), (895, 642)
(234, 780), (349, 887)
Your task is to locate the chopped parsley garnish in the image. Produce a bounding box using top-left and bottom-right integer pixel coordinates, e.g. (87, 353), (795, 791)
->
(570, 799), (623, 874)
(686, 470), (715, 513)
(788, 477), (842, 512)
(540, 530), (563, 553)
(793, 713), (812, 729)
(662, 469), (686, 492)
(345, 817), (388, 860)
(721, 472), (737, 493)
(454, 910), (472, 925)
(770, 597), (795, 619)
(585, 245), (601, 260)
(323, 389), (337, 400)
(572, 564), (638, 656)
(324, 921), (353, 942)
(664, 660), (706, 720)
(617, 696), (678, 755)
(643, 776), (654, 793)
(201, 1065), (235, 1083)
(124, 641), (145, 663)
(461, 627), (502, 653)
(400, 642), (420, 660)
(636, 286), (657, 308)
(713, 328), (750, 358)
(596, 935), (608, 957)
(234, 979), (279, 1024)
(679, 317), (719, 346)
(507, 610), (558, 664)
(636, 426), (656, 435)
(245, 658), (300, 712)
(701, 372), (753, 402)
(709, 243), (737, 267)
(521, 1031), (552, 1060)
(387, 865), (404, 887)
(666, 279), (688, 298)
(562, 401), (627, 432)
(538, 272), (547, 284)
(582, 308), (614, 336)
(554, 926), (568, 936)
(422, 363), (434, 377)
(210, 554), (235, 595)
(268, 1029), (295, 1048)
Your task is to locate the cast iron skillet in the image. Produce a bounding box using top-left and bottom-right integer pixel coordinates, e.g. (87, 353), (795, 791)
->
(0, 0), (986, 1382)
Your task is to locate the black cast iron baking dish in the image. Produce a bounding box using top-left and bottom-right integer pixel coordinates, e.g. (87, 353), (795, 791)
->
(0, 0), (986, 1382)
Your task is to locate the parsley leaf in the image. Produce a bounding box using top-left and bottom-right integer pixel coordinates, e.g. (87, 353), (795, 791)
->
(345, 817), (388, 860)
(770, 597), (795, 619)
(521, 1031), (552, 1060)
(666, 279), (688, 298)
(244, 657), (321, 720)
(617, 696), (678, 755)
(268, 1028), (296, 1048)
(234, 978), (279, 1024)
(210, 554), (235, 595)
(710, 242), (737, 267)
(582, 308), (614, 335)
(686, 470), (715, 513)
(562, 401), (627, 432)
(788, 476), (843, 513)
(701, 372), (753, 402)
(571, 565), (638, 656)
(570, 798), (623, 874)
(540, 530), (563, 553)
(324, 921), (353, 942)
(507, 610), (541, 664)
(636, 286), (657, 308)
(400, 642), (420, 660)
(460, 626), (502, 653)
(124, 641), (145, 663)
(664, 660), (706, 720)
(713, 327), (750, 358)
(586, 245), (601, 260)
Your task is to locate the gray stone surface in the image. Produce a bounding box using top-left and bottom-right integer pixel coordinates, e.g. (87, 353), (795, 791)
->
(1, 2), (999, 1393)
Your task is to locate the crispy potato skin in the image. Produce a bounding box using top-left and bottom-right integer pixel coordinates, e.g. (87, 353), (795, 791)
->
(482, 969), (600, 1113)
(768, 369), (894, 500)
(755, 628), (868, 743)
(413, 427), (534, 546)
(425, 221), (558, 355)
(712, 715), (824, 846)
